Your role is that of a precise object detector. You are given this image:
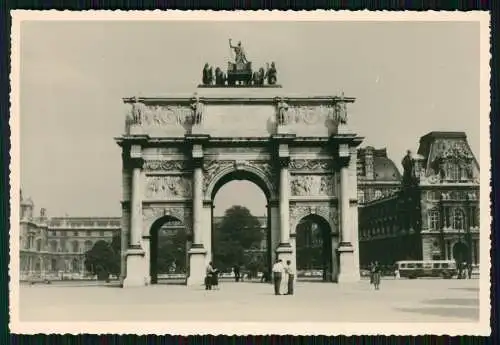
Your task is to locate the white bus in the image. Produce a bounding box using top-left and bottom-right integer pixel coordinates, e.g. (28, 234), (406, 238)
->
(395, 260), (457, 279)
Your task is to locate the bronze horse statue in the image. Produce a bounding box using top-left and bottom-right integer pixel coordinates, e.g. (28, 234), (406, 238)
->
(252, 67), (265, 86)
(266, 62), (277, 85)
(202, 63), (214, 85)
(215, 67), (227, 86)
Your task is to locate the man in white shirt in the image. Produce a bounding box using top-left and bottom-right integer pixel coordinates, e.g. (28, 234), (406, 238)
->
(272, 259), (284, 295)
(285, 260), (295, 295)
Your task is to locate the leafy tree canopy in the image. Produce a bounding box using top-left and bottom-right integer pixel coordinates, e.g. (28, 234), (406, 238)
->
(213, 205), (264, 271)
(84, 236), (121, 280)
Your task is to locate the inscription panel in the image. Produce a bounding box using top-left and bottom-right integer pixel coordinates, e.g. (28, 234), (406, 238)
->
(203, 105), (275, 137)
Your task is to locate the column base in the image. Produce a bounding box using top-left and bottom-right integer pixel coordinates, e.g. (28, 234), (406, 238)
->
(187, 246), (207, 286)
(122, 248), (147, 288)
(337, 244), (360, 283)
(276, 243), (293, 263)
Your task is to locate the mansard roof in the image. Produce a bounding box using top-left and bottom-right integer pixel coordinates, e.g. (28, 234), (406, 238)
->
(416, 131), (479, 177)
(357, 146), (402, 182)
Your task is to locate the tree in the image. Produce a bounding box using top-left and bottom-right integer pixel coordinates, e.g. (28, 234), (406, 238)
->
(213, 205), (264, 271)
(84, 236), (121, 280)
(156, 228), (187, 274)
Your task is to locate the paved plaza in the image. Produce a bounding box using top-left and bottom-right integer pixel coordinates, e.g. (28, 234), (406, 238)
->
(19, 278), (480, 323)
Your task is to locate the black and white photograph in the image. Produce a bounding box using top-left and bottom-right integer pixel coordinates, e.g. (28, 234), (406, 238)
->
(9, 10), (491, 335)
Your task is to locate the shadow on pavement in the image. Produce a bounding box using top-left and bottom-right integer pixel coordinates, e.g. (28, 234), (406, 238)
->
(394, 307), (479, 321)
(422, 298), (479, 307)
(448, 287), (479, 292)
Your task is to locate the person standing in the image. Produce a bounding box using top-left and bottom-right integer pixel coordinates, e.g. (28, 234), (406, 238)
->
(234, 265), (241, 282)
(372, 261), (381, 290)
(272, 259), (284, 295)
(205, 261), (215, 290)
(285, 260), (295, 295)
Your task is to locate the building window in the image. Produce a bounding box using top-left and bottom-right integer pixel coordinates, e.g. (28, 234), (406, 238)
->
(36, 238), (42, 252)
(357, 190), (365, 203)
(100, 231), (105, 237)
(72, 241), (79, 253)
(447, 162), (461, 181)
(452, 208), (465, 230)
(84, 240), (93, 252)
(73, 231), (78, 236)
(428, 209), (440, 230)
(86, 230), (92, 236)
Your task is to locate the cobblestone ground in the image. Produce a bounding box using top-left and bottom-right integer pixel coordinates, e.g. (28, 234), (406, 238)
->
(19, 278), (479, 322)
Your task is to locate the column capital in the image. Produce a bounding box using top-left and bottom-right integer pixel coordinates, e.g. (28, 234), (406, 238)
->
(191, 157), (204, 169)
(267, 199), (280, 208)
(278, 157), (290, 168)
(129, 157), (144, 169)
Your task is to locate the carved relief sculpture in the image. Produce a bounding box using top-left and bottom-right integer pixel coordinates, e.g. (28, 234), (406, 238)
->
(143, 160), (188, 172)
(145, 176), (192, 199)
(191, 94), (204, 125)
(289, 159), (334, 171)
(277, 99), (289, 126)
(334, 94), (348, 125)
(141, 105), (192, 127)
(290, 175), (336, 196)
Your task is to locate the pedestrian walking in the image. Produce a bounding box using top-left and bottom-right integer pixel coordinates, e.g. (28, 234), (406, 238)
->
(372, 261), (381, 290)
(205, 261), (215, 290)
(285, 260), (295, 295)
(272, 259), (284, 295)
(212, 266), (220, 290)
(234, 265), (241, 282)
(369, 262), (375, 285)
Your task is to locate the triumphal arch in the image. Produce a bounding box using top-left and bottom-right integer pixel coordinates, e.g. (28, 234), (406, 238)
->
(116, 43), (363, 287)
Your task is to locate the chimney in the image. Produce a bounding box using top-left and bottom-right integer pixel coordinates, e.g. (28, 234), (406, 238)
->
(364, 147), (374, 180)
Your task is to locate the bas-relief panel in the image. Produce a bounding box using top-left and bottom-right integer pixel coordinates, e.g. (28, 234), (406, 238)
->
(290, 175), (336, 196)
(144, 176), (192, 199)
(280, 105), (338, 136)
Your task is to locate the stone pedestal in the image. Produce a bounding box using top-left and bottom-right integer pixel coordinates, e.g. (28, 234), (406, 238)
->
(123, 248), (146, 287)
(187, 246), (207, 286)
(337, 245), (358, 282)
(276, 244), (293, 264)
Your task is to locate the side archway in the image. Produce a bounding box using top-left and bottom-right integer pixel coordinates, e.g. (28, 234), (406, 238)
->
(149, 215), (188, 285)
(295, 213), (337, 282)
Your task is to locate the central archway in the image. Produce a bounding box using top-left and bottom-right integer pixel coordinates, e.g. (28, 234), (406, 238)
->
(208, 168), (276, 282)
(149, 215), (188, 285)
(295, 214), (334, 282)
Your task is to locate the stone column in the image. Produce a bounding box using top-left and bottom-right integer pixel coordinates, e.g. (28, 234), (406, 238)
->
(123, 151), (146, 288)
(187, 143), (207, 286)
(276, 157), (293, 263)
(337, 144), (358, 282)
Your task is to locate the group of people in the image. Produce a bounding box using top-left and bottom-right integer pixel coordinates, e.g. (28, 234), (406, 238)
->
(272, 259), (295, 296)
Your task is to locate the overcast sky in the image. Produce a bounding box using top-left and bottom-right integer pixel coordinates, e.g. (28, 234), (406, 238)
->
(19, 20), (480, 217)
